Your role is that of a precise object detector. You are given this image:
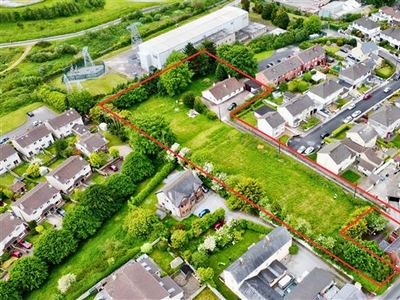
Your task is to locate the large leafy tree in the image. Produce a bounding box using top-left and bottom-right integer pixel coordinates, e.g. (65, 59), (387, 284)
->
(304, 15), (322, 35)
(226, 176), (265, 213)
(124, 207), (158, 238)
(273, 8), (290, 30)
(216, 43), (258, 78)
(34, 229), (78, 265)
(122, 151), (155, 183)
(106, 173), (136, 202)
(159, 51), (194, 96)
(9, 256), (48, 292)
(200, 40), (217, 73)
(80, 184), (119, 220)
(114, 85), (148, 109)
(183, 43), (211, 77)
(62, 206), (102, 241)
(130, 115), (176, 157)
(0, 281), (22, 300)
(66, 91), (96, 114)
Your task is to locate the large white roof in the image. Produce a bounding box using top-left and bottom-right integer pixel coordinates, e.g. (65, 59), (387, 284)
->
(139, 6), (247, 54)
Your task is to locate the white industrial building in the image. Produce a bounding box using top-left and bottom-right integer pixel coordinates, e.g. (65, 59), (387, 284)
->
(138, 6), (249, 70)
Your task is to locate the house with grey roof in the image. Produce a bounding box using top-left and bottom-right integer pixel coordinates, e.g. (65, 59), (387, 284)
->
(351, 17), (380, 39)
(95, 254), (183, 300)
(286, 268), (334, 300)
(45, 108), (83, 139)
(371, 5), (400, 24)
(75, 133), (108, 157)
(221, 227), (292, 300)
(368, 105), (400, 138)
(297, 45), (326, 71)
(307, 80), (345, 109)
(339, 63), (371, 88)
(0, 144), (21, 175)
(12, 125), (54, 158)
(156, 170), (204, 218)
(202, 77), (244, 105)
(380, 27), (400, 49)
(332, 283), (366, 300)
(346, 123), (378, 148)
(317, 141), (355, 174)
(45, 155), (91, 194)
(11, 182), (63, 223)
(254, 105), (273, 119)
(257, 111), (285, 138)
(0, 213), (28, 256)
(277, 95), (315, 127)
(71, 124), (90, 137)
(351, 41), (380, 62)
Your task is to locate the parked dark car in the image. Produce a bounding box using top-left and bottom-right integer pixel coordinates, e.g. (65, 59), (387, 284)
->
(10, 249), (23, 258)
(394, 74), (400, 81)
(18, 239), (32, 250)
(363, 93), (371, 100)
(0, 137), (9, 144)
(27, 111), (34, 117)
(227, 102), (237, 111)
(340, 47), (348, 53)
(198, 208), (210, 218)
(320, 132), (330, 139)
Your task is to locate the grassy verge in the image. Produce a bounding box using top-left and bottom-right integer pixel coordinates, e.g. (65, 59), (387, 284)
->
(0, 102), (45, 135)
(254, 50), (274, 61)
(79, 72), (129, 95)
(0, 172), (16, 187)
(0, 47), (25, 72)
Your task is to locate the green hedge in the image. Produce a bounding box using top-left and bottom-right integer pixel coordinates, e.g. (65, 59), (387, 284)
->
(332, 123), (352, 138)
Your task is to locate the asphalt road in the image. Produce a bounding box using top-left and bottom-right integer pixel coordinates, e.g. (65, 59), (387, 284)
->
(258, 46), (299, 71)
(287, 79), (400, 152)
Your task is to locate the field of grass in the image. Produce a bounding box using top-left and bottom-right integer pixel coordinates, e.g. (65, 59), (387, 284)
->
(194, 288), (220, 300)
(0, 0), (170, 43)
(0, 102), (44, 134)
(341, 169), (361, 184)
(80, 72), (129, 95)
(325, 45), (340, 54)
(0, 46), (25, 72)
(254, 50), (274, 61)
(0, 172), (16, 187)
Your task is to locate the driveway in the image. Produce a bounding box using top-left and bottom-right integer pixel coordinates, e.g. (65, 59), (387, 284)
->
(0, 105), (58, 141)
(46, 214), (63, 229)
(114, 145), (133, 159)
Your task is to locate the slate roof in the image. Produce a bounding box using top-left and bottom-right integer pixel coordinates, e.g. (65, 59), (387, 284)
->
(224, 227), (291, 284)
(207, 77), (243, 100)
(0, 213), (24, 242)
(369, 105), (400, 127)
(347, 123), (378, 144)
(261, 56), (302, 82)
(363, 148), (383, 166)
(332, 283), (366, 300)
(358, 159), (376, 173)
(284, 92), (296, 100)
(156, 170), (203, 208)
(353, 17), (380, 30)
(47, 155), (89, 184)
(319, 141), (353, 164)
(360, 41), (379, 55)
(11, 182), (59, 215)
(72, 124), (90, 136)
(244, 79), (262, 89)
(76, 133), (108, 154)
(297, 45), (325, 64)
(381, 6), (400, 20)
(342, 138), (367, 154)
(281, 95), (314, 117)
(264, 112), (285, 129)
(239, 276), (283, 300)
(339, 63), (370, 81)
(0, 144), (17, 161)
(259, 259), (287, 284)
(254, 105), (273, 118)
(308, 80), (343, 99)
(286, 268), (334, 300)
(46, 108), (82, 130)
(13, 125), (52, 147)
(381, 27), (400, 41)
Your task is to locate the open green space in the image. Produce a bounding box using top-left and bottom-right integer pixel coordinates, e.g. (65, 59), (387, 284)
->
(101, 131), (124, 147)
(375, 60), (395, 79)
(254, 50), (274, 61)
(324, 45), (340, 54)
(80, 72), (129, 95)
(341, 169), (361, 184)
(194, 288), (219, 300)
(357, 85), (369, 94)
(0, 46), (25, 72)
(0, 102), (45, 134)
(0, 172), (16, 187)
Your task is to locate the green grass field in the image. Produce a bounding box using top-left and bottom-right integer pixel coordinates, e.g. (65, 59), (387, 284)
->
(0, 46), (25, 72)
(81, 72), (129, 95)
(341, 169), (361, 184)
(0, 102), (45, 134)
(254, 50), (274, 61)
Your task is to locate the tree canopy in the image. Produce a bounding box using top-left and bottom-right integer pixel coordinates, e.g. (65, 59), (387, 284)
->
(123, 206), (158, 238)
(226, 176), (265, 213)
(216, 43), (258, 78)
(9, 256), (48, 292)
(304, 15), (322, 35)
(106, 173), (136, 202)
(62, 205), (102, 240)
(66, 91), (96, 115)
(80, 184), (118, 220)
(122, 151), (155, 183)
(0, 281), (22, 300)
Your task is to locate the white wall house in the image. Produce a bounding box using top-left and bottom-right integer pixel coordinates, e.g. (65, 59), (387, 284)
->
(11, 182), (63, 223)
(0, 214), (28, 256)
(368, 105), (400, 138)
(371, 6), (400, 23)
(46, 156), (91, 193)
(0, 144), (22, 175)
(351, 17), (380, 39)
(338, 63), (371, 88)
(346, 123), (378, 148)
(351, 41), (379, 62)
(45, 108), (83, 139)
(12, 125), (54, 158)
(257, 112), (285, 138)
(317, 141), (355, 174)
(75, 133), (108, 157)
(277, 95), (315, 127)
(380, 27), (400, 49)
(202, 77), (244, 105)
(307, 80), (344, 109)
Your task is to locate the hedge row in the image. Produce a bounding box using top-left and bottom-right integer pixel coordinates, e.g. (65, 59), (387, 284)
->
(332, 123), (352, 137)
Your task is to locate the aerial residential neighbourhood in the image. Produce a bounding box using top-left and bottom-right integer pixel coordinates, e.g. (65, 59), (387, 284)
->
(2, 0), (400, 299)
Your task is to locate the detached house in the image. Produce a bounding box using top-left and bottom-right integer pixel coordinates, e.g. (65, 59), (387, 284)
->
(346, 123), (378, 148)
(339, 63), (371, 88)
(351, 17), (380, 39)
(0, 213), (28, 256)
(12, 125), (54, 158)
(351, 41), (379, 62)
(46, 155), (91, 193)
(202, 77), (244, 105)
(0, 144), (21, 175)
(11, 182), (63, 223)
(75, 133), (108, 157)
(380, 27), (400, 49)
(277, 95), (315, 127)
(257, 111), (285, 138)
(317, 141), (355, 174)
(307, 80), (344, 109)
(368, 105), (400, 138)
(221, 227), (292, 300)
(156, 170), (204, 218)
(45, 108), (83, 139)
(372, 6), (400, 24)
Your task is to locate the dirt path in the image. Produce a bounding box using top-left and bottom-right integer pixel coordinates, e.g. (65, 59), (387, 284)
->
(0, 44), (33, 74)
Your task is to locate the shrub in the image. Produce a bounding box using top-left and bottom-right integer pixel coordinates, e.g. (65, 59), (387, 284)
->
(57, 273), (76, 294)
(205, 110), (218, 120)
(289, 244), (299, 255)
(194, 97), (207, 113)
(140, 243), (153, 254)
(182, 92), (195, 108)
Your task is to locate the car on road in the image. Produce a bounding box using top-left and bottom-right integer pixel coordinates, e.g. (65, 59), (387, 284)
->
(304, 147), (314, 155)
(297, 145), (306, 154)
(27, 111), (34, 117)
(320, 132), (330, 139)
(198, 208), (210, 218)
(56, 208), (66, 217)
(18, 239), (32, 250)
(10, 249), (23, 258)
(109, 164), (118, 172)
(384, 87), (392, 93)
(394, 74), (400, 81)
(363, 94), (371, 100)
(227, 102), (237, 111)
(347, 103), (356, 110)
(214, 220), (225, 230)
(201, 185), (209, 193)
(33, 120), (42, 126)
(343, 116), (353, 123)
(351, 110), (362, 118)
(0, 137), (9, 144)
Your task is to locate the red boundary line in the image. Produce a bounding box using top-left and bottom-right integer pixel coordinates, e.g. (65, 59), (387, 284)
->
(98, 50), (400, 291)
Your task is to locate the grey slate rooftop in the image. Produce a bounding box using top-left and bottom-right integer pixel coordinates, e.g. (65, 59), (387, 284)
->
(72, 124), (90, 136)
(297, 45), (325, 64)
(0, 144), (17, 161)
(254, 105), (273, 118)
(353, 17), (380, 30)
(332, 283), (366, 300)
(308, 80), (343, 99)
(46, 155), (89, 184)
(347, 123), (378, 144)
(381, 27), (400, 41)
(281, 95), (314, 117)
(319, 141), (353, 164)
(206, 77), (243, 100)
(239, 276), (283, 300)
(0, 213), (24, 242)
(76, 133), (108, 153)
(339, 63), (370, 81)
(369, 105), (400, 127)
(13, 125), (52, 147)
(46, 108), (81, 130)
(263, 112), (285, 129)
(360, 41), (379, 55)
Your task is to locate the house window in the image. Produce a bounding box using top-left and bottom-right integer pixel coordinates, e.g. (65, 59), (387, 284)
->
(39, 139), (42, 142)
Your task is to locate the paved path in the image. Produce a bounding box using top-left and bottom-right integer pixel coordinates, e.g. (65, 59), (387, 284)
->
(0, 44), (32, 74)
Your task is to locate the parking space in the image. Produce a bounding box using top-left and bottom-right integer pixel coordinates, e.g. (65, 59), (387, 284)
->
(192, 191), (227, 218)
(46, 214), (63, 229)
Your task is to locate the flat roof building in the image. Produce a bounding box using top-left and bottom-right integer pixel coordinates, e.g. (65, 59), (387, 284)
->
(138, 6), (249, 70)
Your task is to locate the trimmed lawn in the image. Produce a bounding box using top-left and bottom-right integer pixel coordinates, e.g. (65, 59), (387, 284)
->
(357, 85), (369, 94)
(254, 50), (274, 61)
(90, 172), (107, 185)
(325, 45), (340, 54)
(13, 162), (29, 177)
(0, 102), (45, 134)
(341, 169), (361, 184)
(300, 117), (320, 131)
(0, 172), (16, 187)
(47, 158), (66, 169)
(81, 72), (129, 96)
(391, 135), (400, 149)
(194, 288), (219, 300)
(149, 249), (175, 275)
(101, 131), (124, 147)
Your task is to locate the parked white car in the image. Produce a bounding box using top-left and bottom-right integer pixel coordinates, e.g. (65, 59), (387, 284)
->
(351, 110), (362, 118)
(347, 103), (356, 110)
(343, 116), (353, 123)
